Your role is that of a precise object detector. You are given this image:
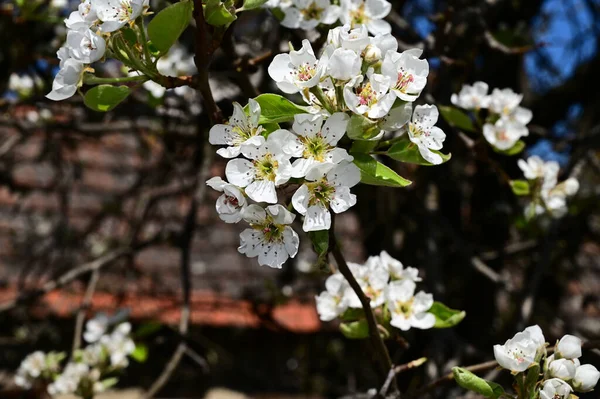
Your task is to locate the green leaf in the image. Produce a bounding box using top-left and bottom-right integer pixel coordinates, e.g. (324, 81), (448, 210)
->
(148, 0), (193, 53)
(387, 138), (451, 166)
(270, 7), (285, 20)
(492, 140), (525, 156)
(84, 85), (131, 112)
(352, 154), (412, 187)
(252, 94), (308, 124)
(101, 377), (119, 390)
(243, 0), (268, 9)
(204, 0), (237, 26)
(350, 140), (378, 154)
(510, 180), (530, 196)
(439, 105), (476, 132)
(429, 301), (466, 328)
(452, 367), (505, 398)
(308, 230), (329, 256)
(261, 123), (281, 135)
(340, 320), (369, 339)
(131, 344), (148, 363)
(338, 308), (365, 322)
(346, 114), (381, 140)
(134, 322), (162, 338)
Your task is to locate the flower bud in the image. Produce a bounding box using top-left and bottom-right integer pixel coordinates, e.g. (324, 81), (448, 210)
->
(363, 45), (382, 64)
(557, 334), (582, 359)
(573, 364), (600, 392)
(549, 357), (578, 380)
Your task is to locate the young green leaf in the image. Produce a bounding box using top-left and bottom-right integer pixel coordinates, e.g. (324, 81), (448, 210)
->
(243, 0), (268, 10)
(148, 0), (193, 53)
(131, 344), (149, 363)
(308, 230), (329, 257)
(510, 180), (530, 196)
(352, 154), (412, 187)
(387, 138), (451, 165)
(439, 105), (476, 132)
(204, 0), (237, 26)
(252, 93), (308, 124)
(340, 320), (369, 339)
(350, 140), (378, 154)
(452, 367), (505, 398)
(492, 140), (525, 156)
(84, 85), (130, 112)
(346, 114), (381, 140)
(429, 301), (466, 328)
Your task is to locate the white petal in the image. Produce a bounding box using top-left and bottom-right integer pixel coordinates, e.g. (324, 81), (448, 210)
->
(330, 186), (356, 213)
(365, 0), (392, 19)
(268, 54), (293, 83)
(410, 312), (436, 329)
(303, 204), (332, 231)
(238, 228), (265, 257)
(245, 180), (278, 203)
(242, 204), (267, 224)
(293, 113), (324, 138)
(366, 19), (392, 35)
(225, 159), (255, 187)
(292, 184), (310, 215)
(266, 204), (296, 224)
(216, 146), (242, 158)
(206, 176), (227, 191)
(327, 162), (361, 188)
(321, 112), (350, 145)
(282, 226), (300, 257)
(417, 144), (442, 165)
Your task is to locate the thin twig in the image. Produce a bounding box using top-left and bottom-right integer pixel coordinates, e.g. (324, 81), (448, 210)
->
(71, 269), (100, 353)
(380, 358), (427, 397)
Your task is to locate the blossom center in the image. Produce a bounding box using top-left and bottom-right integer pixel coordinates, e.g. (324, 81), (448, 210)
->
(349, 4), (370, 27)
(395, 298), (415, 317)
(294, 62), (317, 82)
(252, 216), (285, 243)
(231, 124), (264, 145)
(112, 0), (134, 21)
(301, 1), (324, 20)
(300, 133), (331, 161)
(223, 194), (239, 207)
(356, 82), (378, 106)
(409, 122), (431, 139)
(254, 153), (279, 182)
(307, 179), (336, 206)
(395, 70), (414, 92)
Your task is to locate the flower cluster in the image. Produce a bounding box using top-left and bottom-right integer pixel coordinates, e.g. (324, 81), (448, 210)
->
(15, 314), (137, 398)
(316, 251), (436, 331)
(517, 155), (579, 218)
(493, 325), (599, 398)
(451, 82), (532, 151)
(274, 0), (393, 36)
(47, 0), (150, 101)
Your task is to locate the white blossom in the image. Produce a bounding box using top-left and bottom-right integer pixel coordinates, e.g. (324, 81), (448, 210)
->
(539, 378), (573, 399)
(325, 47), (362, 81)
(573, 364), (600, 392)
(83, 314), (109, 343)
(408, 105), (446, 165)
(225, 130), (294, 204)
(66, 28), (106, 64)
(268, 40), (324, 94)
(557, 334), (582, 359)
(100, 323), (135, 368)
(46, 58), (85, 101)
(238, 204), (299, 268)
(65, 0), (97, 30)
(292, 161), (361, 231)
(488, 88), (523, 116)
(344, 68), (396, 118)
(345, 259), (390, 308)
(451, 81), (491, 110)
(385, 279), (435, 331)
(206, 176), (248, 223)
(482, 119), (527, 151)
(316, 273), (350, 321)
(548, 355), (579, 380)
(281, 0), (341, 30)
(379, 250), (421, 281)
(381, 49), (429, 102)
(340, 0), (392, 35)
(518, 156), (558, 181)
(363, 32), (398, 63)
(493, 325), (545, 372)
(47, 362), (89, 395)
(14, 351), (47, 388)
(95, 0), (147, 32)
(209, 100), (266, 158)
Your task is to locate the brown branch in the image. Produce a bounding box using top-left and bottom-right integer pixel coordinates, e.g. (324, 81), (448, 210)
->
(380, 358), (428, 397)
(71, 269), (100, 354)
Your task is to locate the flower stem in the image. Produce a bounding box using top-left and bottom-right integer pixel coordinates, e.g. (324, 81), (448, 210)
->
(82, 75), (149, 85)
(310, 86), (335, 114)
(136, 16), (153, 64)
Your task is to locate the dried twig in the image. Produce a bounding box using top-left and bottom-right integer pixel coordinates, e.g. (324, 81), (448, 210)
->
(71, 269), (100, 353)
(380, 358), (428, 397)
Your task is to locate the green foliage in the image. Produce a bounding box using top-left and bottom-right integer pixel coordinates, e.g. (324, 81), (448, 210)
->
(131, 344), (149, 363)
(452, 367), (506, 398)
(493, 140), (526, 156)
(134, 322), (162, 338)
(308, 230), (329, 256)
(84, 85), (131, 112)
(510, 180), (530, 196)
(352, 154), (412, 187)
(429, 301), (466, 328)
(204, 0), (237, 26)
(101, 377), (119, 390)
(340, 320), (369, 339)
(346, 114), (381, 140)
(243, 0), (268, 10)
(439, 105), (476, 132)
(387, 138), (452, 165)
(251, 94), (308, 124)
(148, 0), (193, 53)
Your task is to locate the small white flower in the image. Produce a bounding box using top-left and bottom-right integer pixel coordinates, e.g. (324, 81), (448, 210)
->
(539, 378), (573, 399)
(17, 351), (47, 379)
(316, 273), (350, 321)
(283, 112), (352, 177)
(518, 156), (558, 181)
(325, 47), (362, 81)
(493, 325), (545, 372)
(8, 73), (35, 97)
(488, 88), (523, 116)
(281, 0), (341, 30)
(48, 362), (89, 395)
(83, 314), (109, 343)
(100, 325), (135, 368)
(482, 118), (527, 150)
(225, 130), (294, 204)
(381, 49), (429, 102)
(209, 100), (266, 158)
(339, 24), (370, 52)
(363, 32), (398, 64)
(343, 68), (396, 119)
(386, 279), (435, 331)
(451, 81), (491, 110)
(46, 58), (85, 101)
(292, 161), (361, 231)
(548, 355), (579, 380)
(238, 204), (299, 268)
(95, 0), (147, 32)
(408, 105), (446, 165)
(379, 251), (421, 281)
(557, 334), (582, 359)
(541, 177), (579, 217)
(65, 0), (97, 30)
(345, 259), (390, 308)
(66, 28), (106, 64)
(340, 0), (392, 35)
(268, 40), (324, 94)
(573, 364), (600, 392)
(380, 102), (413, 131)
(206, 176), (248, 223)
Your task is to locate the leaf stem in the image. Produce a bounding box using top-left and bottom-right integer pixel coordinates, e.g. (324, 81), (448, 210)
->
(82, 75), (149, 85)
(310, 86), (335, 114)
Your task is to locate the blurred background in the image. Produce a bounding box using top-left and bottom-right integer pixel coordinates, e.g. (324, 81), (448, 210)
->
(0, 0), (599, 397)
